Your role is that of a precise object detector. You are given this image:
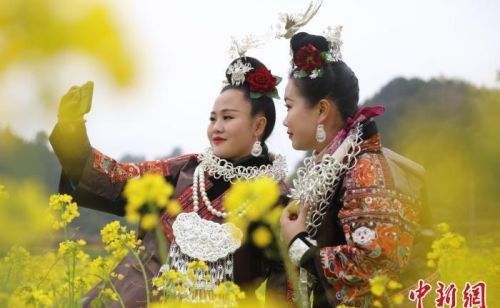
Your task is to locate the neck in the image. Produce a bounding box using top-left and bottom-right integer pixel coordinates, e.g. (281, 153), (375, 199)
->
(314, 126), (342, 161)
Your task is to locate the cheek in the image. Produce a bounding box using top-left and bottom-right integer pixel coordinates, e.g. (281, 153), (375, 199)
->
(207, 124), (212, 137)
(290, 109), (306, 130)
(231, 119), (251, 134)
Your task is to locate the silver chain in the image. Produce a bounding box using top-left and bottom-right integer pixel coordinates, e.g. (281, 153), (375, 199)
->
(290, 124), (363, 238)
(197, 148), (287, 183)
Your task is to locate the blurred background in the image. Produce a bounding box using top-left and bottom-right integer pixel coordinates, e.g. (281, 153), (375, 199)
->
(0, 0), (499, 300)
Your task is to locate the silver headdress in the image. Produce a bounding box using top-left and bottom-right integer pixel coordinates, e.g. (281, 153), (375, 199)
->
(228, 34), (266, 60)
(323, 25), (343, 62)
(225, 34), (265, 86)
(275, 0), (323, 39)
(224, 33), (282, 99)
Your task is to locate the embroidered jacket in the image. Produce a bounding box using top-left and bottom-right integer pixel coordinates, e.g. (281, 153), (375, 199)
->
(49, 120), (289, 307)
(298, 121), (425, 307)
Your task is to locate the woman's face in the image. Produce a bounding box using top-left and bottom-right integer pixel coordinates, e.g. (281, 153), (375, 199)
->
(207, 89), (263, 160)
(283, 79), (321, 151)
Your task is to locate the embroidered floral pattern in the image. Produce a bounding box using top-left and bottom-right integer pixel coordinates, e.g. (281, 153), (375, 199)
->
(92, 150), (196, 184)
(316, 134), (422, 307)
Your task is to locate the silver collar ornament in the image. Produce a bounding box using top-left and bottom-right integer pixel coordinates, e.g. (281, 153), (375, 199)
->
(157, 149), (287, 304)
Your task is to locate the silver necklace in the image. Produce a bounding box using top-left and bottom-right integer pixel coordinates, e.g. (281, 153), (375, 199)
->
(197, 148), (287, 184)
(290, 124), (363, 238)
(192, 148), (287, 218)
(156, 149), (287, 303)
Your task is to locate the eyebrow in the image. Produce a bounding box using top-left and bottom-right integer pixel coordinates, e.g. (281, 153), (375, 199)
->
(210, 108), (241, 114)
(284, 96), (293, 102)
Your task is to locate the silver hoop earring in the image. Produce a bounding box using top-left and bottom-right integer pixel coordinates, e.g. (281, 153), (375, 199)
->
(251, 140), (263, 157)
(316, 124), (326, 143)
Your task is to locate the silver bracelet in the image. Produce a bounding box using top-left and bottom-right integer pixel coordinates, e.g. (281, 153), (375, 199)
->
(289, 237), (317, 266)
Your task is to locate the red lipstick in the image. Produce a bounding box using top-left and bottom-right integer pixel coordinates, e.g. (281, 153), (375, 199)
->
(212, 137), (225, 145)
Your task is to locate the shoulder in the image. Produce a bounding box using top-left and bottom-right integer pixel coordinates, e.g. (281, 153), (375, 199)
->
(341, 149), (422, 227)
(345, 149), (424, 198)
(160, 153), (199, 177)
(344, 151), (389, 191)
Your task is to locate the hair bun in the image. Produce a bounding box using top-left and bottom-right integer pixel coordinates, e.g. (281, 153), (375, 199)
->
(290, 32), (329, 54)
(225, 56), (268, 84)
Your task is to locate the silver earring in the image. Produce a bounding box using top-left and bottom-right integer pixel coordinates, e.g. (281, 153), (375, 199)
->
(316, 124), (326, 143)
(251, 140), (263, 157)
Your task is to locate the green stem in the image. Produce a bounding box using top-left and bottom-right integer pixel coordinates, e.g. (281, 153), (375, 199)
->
(70, 250), (77, 308)
(36, 257), (61, 288)
(2, 265), (13, 289)
(100, 274), (126, 308)
(147, 202), (169, 265)
(270, 225), (306, 308)
(63, 226), (73, 308)
(131, 250), (151, 306)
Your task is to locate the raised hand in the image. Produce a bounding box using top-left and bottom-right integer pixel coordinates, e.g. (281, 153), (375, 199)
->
(57, 81), (94, 120)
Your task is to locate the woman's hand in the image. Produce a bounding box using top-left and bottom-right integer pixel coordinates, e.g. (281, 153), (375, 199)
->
(280, 201), (309, 245)
(58, 81), (94, 120)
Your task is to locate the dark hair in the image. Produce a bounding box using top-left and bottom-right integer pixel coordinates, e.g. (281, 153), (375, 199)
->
(290, 32), (359, 121)
(221, 57), (276, 146)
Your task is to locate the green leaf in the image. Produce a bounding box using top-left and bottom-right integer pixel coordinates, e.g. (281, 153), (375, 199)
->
(338, 251), (348, 268)
(397, 246), (408, 257)
(293, 70), (308, 78)
(274, 75), (283, 85)
(368, 245), (382, 258)
(321, 51), (330, 62)
(310, 68), (324, 79)
(250, 92), (263, 99)
(344, 274), (364, 284)
(265, 90), (280, 100)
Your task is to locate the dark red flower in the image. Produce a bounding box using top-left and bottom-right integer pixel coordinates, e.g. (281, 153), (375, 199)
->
(245, 67), (277, 93)
(293, 44), (323, 72)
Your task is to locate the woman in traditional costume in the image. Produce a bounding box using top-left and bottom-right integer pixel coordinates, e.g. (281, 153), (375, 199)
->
(50, 56), (289, 306)
(279, 30), (426, 307)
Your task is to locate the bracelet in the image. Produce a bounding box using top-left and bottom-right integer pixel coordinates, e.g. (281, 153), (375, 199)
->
(288, 235), (317, 266)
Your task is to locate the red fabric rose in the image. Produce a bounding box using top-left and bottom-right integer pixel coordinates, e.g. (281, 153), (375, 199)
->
(294, 44), (323, 72)
(245, 67), (277, 93)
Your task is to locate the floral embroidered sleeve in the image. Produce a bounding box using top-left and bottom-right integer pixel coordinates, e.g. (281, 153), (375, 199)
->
(49, 120), (184, 215)
(301, 152), (422, 305)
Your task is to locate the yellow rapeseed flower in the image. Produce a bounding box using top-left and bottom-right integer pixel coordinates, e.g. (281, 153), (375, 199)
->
(123, 174), (176, 223)
(47, 194), (80, 230)
(224, 176), (281, 237)
(371, 284), (386, 297)
(252, 226), (273, 248)
(214, 281), (245, 304)
(437, 222), (450, 233)
(369, 275), (389, 297)
(388, 280), (403, 290)
(426, 223), (468, 268)
(99, 288), (118, 301)
(0, 181), (52, 246)
(2, 245), (30, 264)
(100, 221), (141, 259)
(166, 200), (181, 215)
(18, 287), (54, 307)
(140, 213), (158, 230)
(427, 259), (436, 268)
(57, 239), (86, 257)
(392, 293), (404, 305)
(263, 206), (283, 226)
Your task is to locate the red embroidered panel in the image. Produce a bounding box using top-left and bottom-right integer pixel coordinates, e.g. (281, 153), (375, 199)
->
(92, 149), (195, 184)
